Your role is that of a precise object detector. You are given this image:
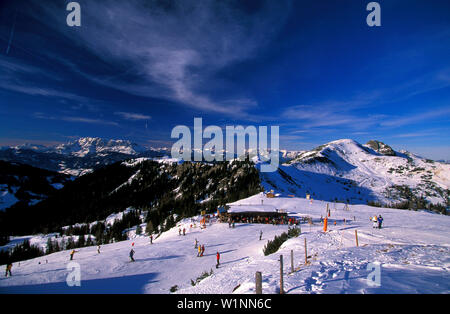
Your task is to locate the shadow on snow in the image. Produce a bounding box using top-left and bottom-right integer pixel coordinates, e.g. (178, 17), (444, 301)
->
(0, 272), (159, 294)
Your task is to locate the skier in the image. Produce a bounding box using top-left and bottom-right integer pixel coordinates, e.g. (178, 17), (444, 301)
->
(371, 216), (378, 229)
(201, 244), (205, 257)
(378, 215), (384, 229)
(5, 263), (12, 277)
(194, 238), (198, 249)
(149, 234), (153, 244)
(97, 245), (101, 254)
(179, 228), (182, 236)
(197, 244), (202, 257)
(129, 248), (135, 262)
(183, 228), (186, 236)
(69, 249), (78, 261)
(259, 230), (263, 241)
(216, 251), (220, 268)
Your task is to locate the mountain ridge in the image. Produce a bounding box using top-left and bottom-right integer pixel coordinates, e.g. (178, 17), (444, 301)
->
(260, 138), (449, 208)
(0, 137), (171, 176)
(1, 137), (449, 211)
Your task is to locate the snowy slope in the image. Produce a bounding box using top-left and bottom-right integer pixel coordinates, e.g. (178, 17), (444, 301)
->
(260, 139), (450, 206)
(1, 193), (449, 294)
(0, 161), (71, 211)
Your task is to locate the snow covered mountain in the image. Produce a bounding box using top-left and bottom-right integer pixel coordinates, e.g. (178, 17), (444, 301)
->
(0, 137), (170, 176)
(0, 161), (71, 211)
(49, 137), (148, 157)
(1, 137), (449, 209)
(259, 139), (450, 208)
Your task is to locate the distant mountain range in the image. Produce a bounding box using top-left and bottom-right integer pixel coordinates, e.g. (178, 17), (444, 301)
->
(0, 137), (449, 214)
(0, 137), (171, 176)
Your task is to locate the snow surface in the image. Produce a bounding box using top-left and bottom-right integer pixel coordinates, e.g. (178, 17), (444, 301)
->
(1, 193), (449, 294)
(0, 184), (18, 211)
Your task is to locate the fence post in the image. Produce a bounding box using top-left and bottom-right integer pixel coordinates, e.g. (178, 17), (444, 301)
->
(355, 230), (359, 247)
(304, 238), (308, 265)
(291, 250), (294, 273)
(279, 255), (284, 294)
(255, 271), (262, 294)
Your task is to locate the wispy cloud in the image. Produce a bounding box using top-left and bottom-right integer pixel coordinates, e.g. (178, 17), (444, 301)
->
(0, 56), (95, 106)
(381, 107), (450, 127)
(25, 0), (291, 116)
(280, 80), (450, 131)
(392, 132), (436, 138)
(281, 103), (385, 130)
(114, 111), (151, 121)
(62, 116), (119, 126)
(33, 112), (119, 126)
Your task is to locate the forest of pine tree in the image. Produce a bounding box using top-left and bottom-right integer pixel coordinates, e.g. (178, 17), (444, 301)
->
(0, 159), (262, 239)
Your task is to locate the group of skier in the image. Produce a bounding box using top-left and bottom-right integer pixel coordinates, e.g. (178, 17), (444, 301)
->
(194, 238), (220, 267)
(179, 227), (187, 236)
(195, 239), (205, 257)
(370, 215), (384, 229)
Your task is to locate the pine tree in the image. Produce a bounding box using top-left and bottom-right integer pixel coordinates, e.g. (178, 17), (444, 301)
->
(145, 221), (154, 235)
(136, 224), (142, 235)
(46, 238), (54, 254)
(86, 235), (93, 247)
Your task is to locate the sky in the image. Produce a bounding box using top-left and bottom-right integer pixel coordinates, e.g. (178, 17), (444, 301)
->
(0, 0), (449, 159)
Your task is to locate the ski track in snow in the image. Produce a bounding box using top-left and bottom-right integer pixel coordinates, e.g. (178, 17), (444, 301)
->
(1, 193), (449, 294)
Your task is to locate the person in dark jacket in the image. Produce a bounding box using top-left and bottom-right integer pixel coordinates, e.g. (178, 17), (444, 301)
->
(200, 244), (205, 257)
(5, 263), (12, 277)
(378, 215), (384, 229)
(129, 248), (135, 262)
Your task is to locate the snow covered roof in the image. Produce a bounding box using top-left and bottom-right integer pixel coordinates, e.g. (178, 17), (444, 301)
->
(227, 204), (278, 213)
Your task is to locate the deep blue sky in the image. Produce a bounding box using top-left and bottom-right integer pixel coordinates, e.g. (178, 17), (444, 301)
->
(0, 0), (449, 159)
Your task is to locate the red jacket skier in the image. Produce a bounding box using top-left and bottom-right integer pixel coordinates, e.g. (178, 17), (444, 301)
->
(216, 251), (220, 267)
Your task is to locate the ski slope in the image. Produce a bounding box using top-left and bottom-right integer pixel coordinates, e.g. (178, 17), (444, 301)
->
(1, 193), (449, 294)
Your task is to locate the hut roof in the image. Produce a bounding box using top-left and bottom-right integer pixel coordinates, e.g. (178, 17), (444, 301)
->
(227, 204), (278, 213)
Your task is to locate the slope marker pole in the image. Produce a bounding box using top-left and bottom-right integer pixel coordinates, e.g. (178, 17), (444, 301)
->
(255, 271), (262, 294)
(304, 238), (308, 265)
(290, 249), (294, 273)
(279, 255), (284, 294)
